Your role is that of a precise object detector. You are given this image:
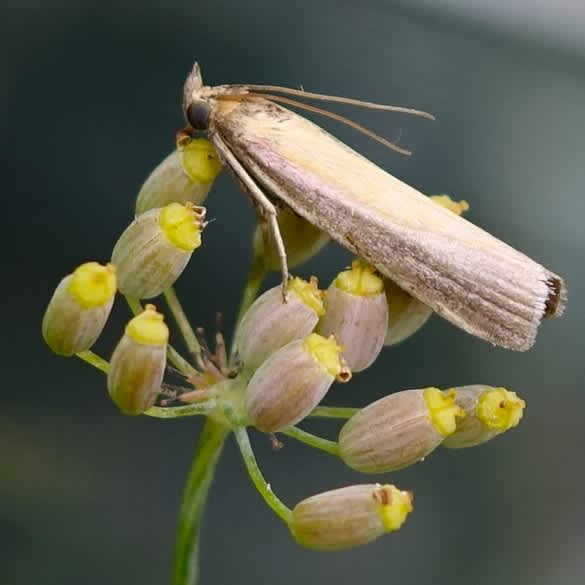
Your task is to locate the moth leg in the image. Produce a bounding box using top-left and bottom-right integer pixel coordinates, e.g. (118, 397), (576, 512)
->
(266, 213), (289, 299)
(211, 133), (289, 300)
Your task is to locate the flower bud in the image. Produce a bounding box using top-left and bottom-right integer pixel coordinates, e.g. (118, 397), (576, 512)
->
(245, 333), (350, 432)
(339, 387), (466, 473)
(42, 262), (116, 356)
(253, 208), (329, 271)
(443, 385), (526, 449)
(429, 194), (470, 215)
(107, 305), (168, 415)
(384, 279), (433, 346)
(235, 277), (325, 372)
(112, 202), (205, 299)
(290, 484), (413, 550)
(318, 261), (388, 372)
(135, 138), (222, 214)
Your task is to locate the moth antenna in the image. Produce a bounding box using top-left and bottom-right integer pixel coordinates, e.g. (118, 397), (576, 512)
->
(239, 84), (435, 120)
(242, 93), (412, 156)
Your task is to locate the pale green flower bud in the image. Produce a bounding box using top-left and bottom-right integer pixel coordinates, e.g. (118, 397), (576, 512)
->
(443, 385), (526, 449)
(318, 261), (388, 372)
(42, 262), (116, 356)
(235, 277), (325, 372)
(429, 194), (469, 215)
(245, 333), (351, 432)
(112, 202), (205, 299)
(107, 305), (169, 415)
(253, 208), (329, 271)
(135, 138), (222, 214)
(339, 387), (466, 473)
(384, 279), (433, 346)
(290, 484), (413, 551)
(384, 195), (469, 346)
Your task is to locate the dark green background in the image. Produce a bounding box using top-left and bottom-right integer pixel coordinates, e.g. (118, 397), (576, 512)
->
(2, 1), (584, 584)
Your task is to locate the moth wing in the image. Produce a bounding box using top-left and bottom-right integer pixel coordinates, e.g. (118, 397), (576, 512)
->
(212, 97), (565, 350)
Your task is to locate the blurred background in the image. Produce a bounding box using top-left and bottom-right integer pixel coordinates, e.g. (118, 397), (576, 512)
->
(2, 0), (584, 584)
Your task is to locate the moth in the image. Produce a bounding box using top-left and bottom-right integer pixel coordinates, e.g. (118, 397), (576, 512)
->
(180, 63), (565, 351)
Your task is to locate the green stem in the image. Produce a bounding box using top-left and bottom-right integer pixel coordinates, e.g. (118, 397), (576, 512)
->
(144, 401), (216, 419)
(233, 426), (292, 524)
(308, 405), (360, 419)
(124, 295), (197, 377)
(173, 419), (228, 585)
(164, 286), (203, 368)
(167, 346), (199, 378)
(124, 294), (143, 316)
(281, 426), (339, 456)
(76, 350), (109, 373)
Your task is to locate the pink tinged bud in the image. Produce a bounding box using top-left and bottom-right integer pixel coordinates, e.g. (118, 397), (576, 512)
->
(107, 305), (169, 415)
(245, 333), (350, 432)
(42, 262), (117, 356)
(318, 261), (388, 372)
(384, 279), (433, 346)
(442, 385), (526, 449)
(339, 388), (466, 473)
(235, 277), (325, 372)
(289, 484), (413, 551)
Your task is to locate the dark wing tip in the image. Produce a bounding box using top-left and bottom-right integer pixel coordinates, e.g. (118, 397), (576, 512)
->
(543, 275), (567, 318)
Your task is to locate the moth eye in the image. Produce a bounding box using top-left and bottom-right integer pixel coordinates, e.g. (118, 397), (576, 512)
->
(186, 101), (211, 131)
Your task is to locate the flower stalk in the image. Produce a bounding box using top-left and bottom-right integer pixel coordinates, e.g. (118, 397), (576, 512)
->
(76, 350), (110, 373)
(173, 419), (229, 585)
(164, 286), (204, 368)
(308, 405), (360, 419)
(144, 402), (217, 419)
(281, 426), (340, 456)
(233, 425), (292, 524)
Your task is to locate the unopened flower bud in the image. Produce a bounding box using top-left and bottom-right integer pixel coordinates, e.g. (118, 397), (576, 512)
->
(443, 385), (526, 449)
(253, 208), (329, 271)
(430, 194), (470, 215)
(42, 262), (116, 356)
(135, 138), (222, 214)
(290, 484), (413, 551)
(107, 305), (168, 415)
(235, 277), (325, 372)
(339, 387), (465, 473)
(318, 261), (388, 372)
(245, 333), (351, 432)
(112, 202), (205, 299)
